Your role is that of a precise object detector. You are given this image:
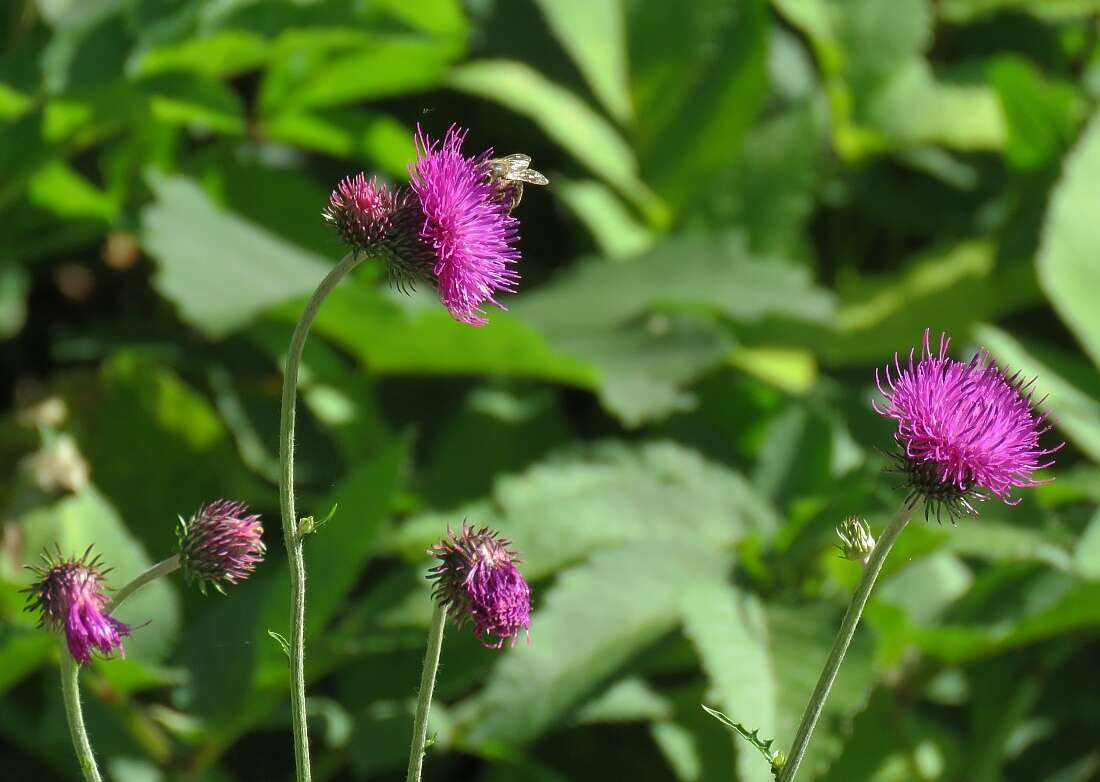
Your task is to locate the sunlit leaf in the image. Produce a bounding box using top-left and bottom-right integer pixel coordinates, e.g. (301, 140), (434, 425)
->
(1038, 111), (1100, 370)
(532, 0), (632, 123)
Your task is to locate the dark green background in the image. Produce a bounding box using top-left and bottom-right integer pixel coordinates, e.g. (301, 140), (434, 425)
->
(2, 0), (1100, 780)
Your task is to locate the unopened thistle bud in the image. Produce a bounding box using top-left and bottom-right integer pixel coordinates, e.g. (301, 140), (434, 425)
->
(836, 516), (875, 562)
(177, 500), (265, 594)
(427, 523), (531, 648)
(23, 546), (131, 664)
(322, 173), (435, 291)
(874, 329), (1062, 520)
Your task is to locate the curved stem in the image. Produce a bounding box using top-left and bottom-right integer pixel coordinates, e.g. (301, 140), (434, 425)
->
(777, 496), (924, 782)
(406, 602), (446, 782)
(59, 646), (104, 782)
(280, 251), (365, 782)
(107, 554), (180, 613)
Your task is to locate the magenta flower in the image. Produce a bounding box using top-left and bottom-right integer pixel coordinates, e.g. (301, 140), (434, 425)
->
(409, 125), (522, 325)
(178, 500), (265, 594)
(874, 329), (1061, 518)
(24, 546), (130, 664)
(428, 523), (531, 648)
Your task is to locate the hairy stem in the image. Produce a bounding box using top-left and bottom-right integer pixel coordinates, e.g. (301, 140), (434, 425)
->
(59, 647), (104, 782)
(107, 554), (181, 613)
(777, 496), (924, 782)
(279, 252), (365, 782)
(406, 602), (446, 782)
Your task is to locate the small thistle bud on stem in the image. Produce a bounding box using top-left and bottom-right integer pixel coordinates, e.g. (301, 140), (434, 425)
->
(178, 500), (265, 594)
(835, 516), (875, 564)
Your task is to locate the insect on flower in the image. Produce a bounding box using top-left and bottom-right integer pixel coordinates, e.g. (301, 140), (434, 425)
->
(486, 153), (549, 211)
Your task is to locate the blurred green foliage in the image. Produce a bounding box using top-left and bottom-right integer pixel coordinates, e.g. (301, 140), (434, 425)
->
(2, 0), (1100, 780)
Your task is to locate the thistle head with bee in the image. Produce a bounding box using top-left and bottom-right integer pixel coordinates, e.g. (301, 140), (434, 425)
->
(324, 124), (548, 326)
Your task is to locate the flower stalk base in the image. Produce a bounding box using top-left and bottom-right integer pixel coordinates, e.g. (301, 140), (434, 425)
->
(59, 645), (104, 782)
(777, 496), (924, 782)
(406, 602), (446, 782)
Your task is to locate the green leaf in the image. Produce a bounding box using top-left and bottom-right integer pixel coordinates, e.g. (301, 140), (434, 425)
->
(683, 586), (877, 780)
(297, 279), (597, 386)
(398, 440), (778, 580)
(259, 31), (463, 113)
(939, 0), (1100, 22)
(27, 160), (118, 221)
(513, 231), (835, 335)
(865, 60), (1006, 150)
(548, 313), (731, 426)
(976, 324), (1100, 463)
(133, 29), (271, 78)
(0, 264), (29, 339)
(1038, 110), (1100, 370)
(693, 101), (826, 257)
(141, 72), (246, 134)
(684, 587), (778, 782)
(444, 60), (662, 220)
(69, 351), (261, 557)
(455, 541), (732, 747)
(424, 386), (571, 508)
(532, 0), (632, 123)
(832, 0), (932, 97)
(552, 178), (653, 258)
(820, 242), (1038, 365)
(989, 56), (1080, 169)
(140, 173), (330, 337)
(1075, 507), (1100, 580)
(575, 677), (672, 724)
(20, 487), (181, 662)
(261, 108), (414, 177)
(628, 0), (768, 206)
(910, 572), (1100, 664)
(700, 705), (783, 774)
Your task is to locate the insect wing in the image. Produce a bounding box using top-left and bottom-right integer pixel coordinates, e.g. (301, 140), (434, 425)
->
(499, 153), (532, 171)
(511, 169), (549, 186)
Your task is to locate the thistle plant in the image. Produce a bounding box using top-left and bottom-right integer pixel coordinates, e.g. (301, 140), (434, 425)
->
(406, 524), (532, 782)
(24, 547), (132, 782)
(710, 329), (1062, 781)
(770, 329), (1061, 781)
(24, 546), (131, 666)
(281, 124), (546, 782)
(27, 501), (263, 782)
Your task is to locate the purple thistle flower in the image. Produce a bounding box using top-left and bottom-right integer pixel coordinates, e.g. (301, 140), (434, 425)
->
(874, 329), (1062, 518)
(322, 173), (434, 290)
(428, 523), (531, 648)
(178, 500), (265, 594)
(23, 546), (130, 665)
(409, 125), (522, 326)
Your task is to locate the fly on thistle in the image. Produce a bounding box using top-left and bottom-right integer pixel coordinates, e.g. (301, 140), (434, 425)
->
(486, 153), (549, 211)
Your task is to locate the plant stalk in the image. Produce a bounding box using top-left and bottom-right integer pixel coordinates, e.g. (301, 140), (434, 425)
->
(777, 496), (924, 782)
(405, 602), (447, 782)
(279, 251), (365, 782)
(107, 553), (181, 613)
(59, 646), (104, 782)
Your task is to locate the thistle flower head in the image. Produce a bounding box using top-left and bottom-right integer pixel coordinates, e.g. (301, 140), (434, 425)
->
(177, 500), (265, 594)
(428, 523), (531, 648)
(409, 124), (521, 325)
(322, 174), (434, 289)
(874, 329), (1061, 519)
(23, 546), (130, 664)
